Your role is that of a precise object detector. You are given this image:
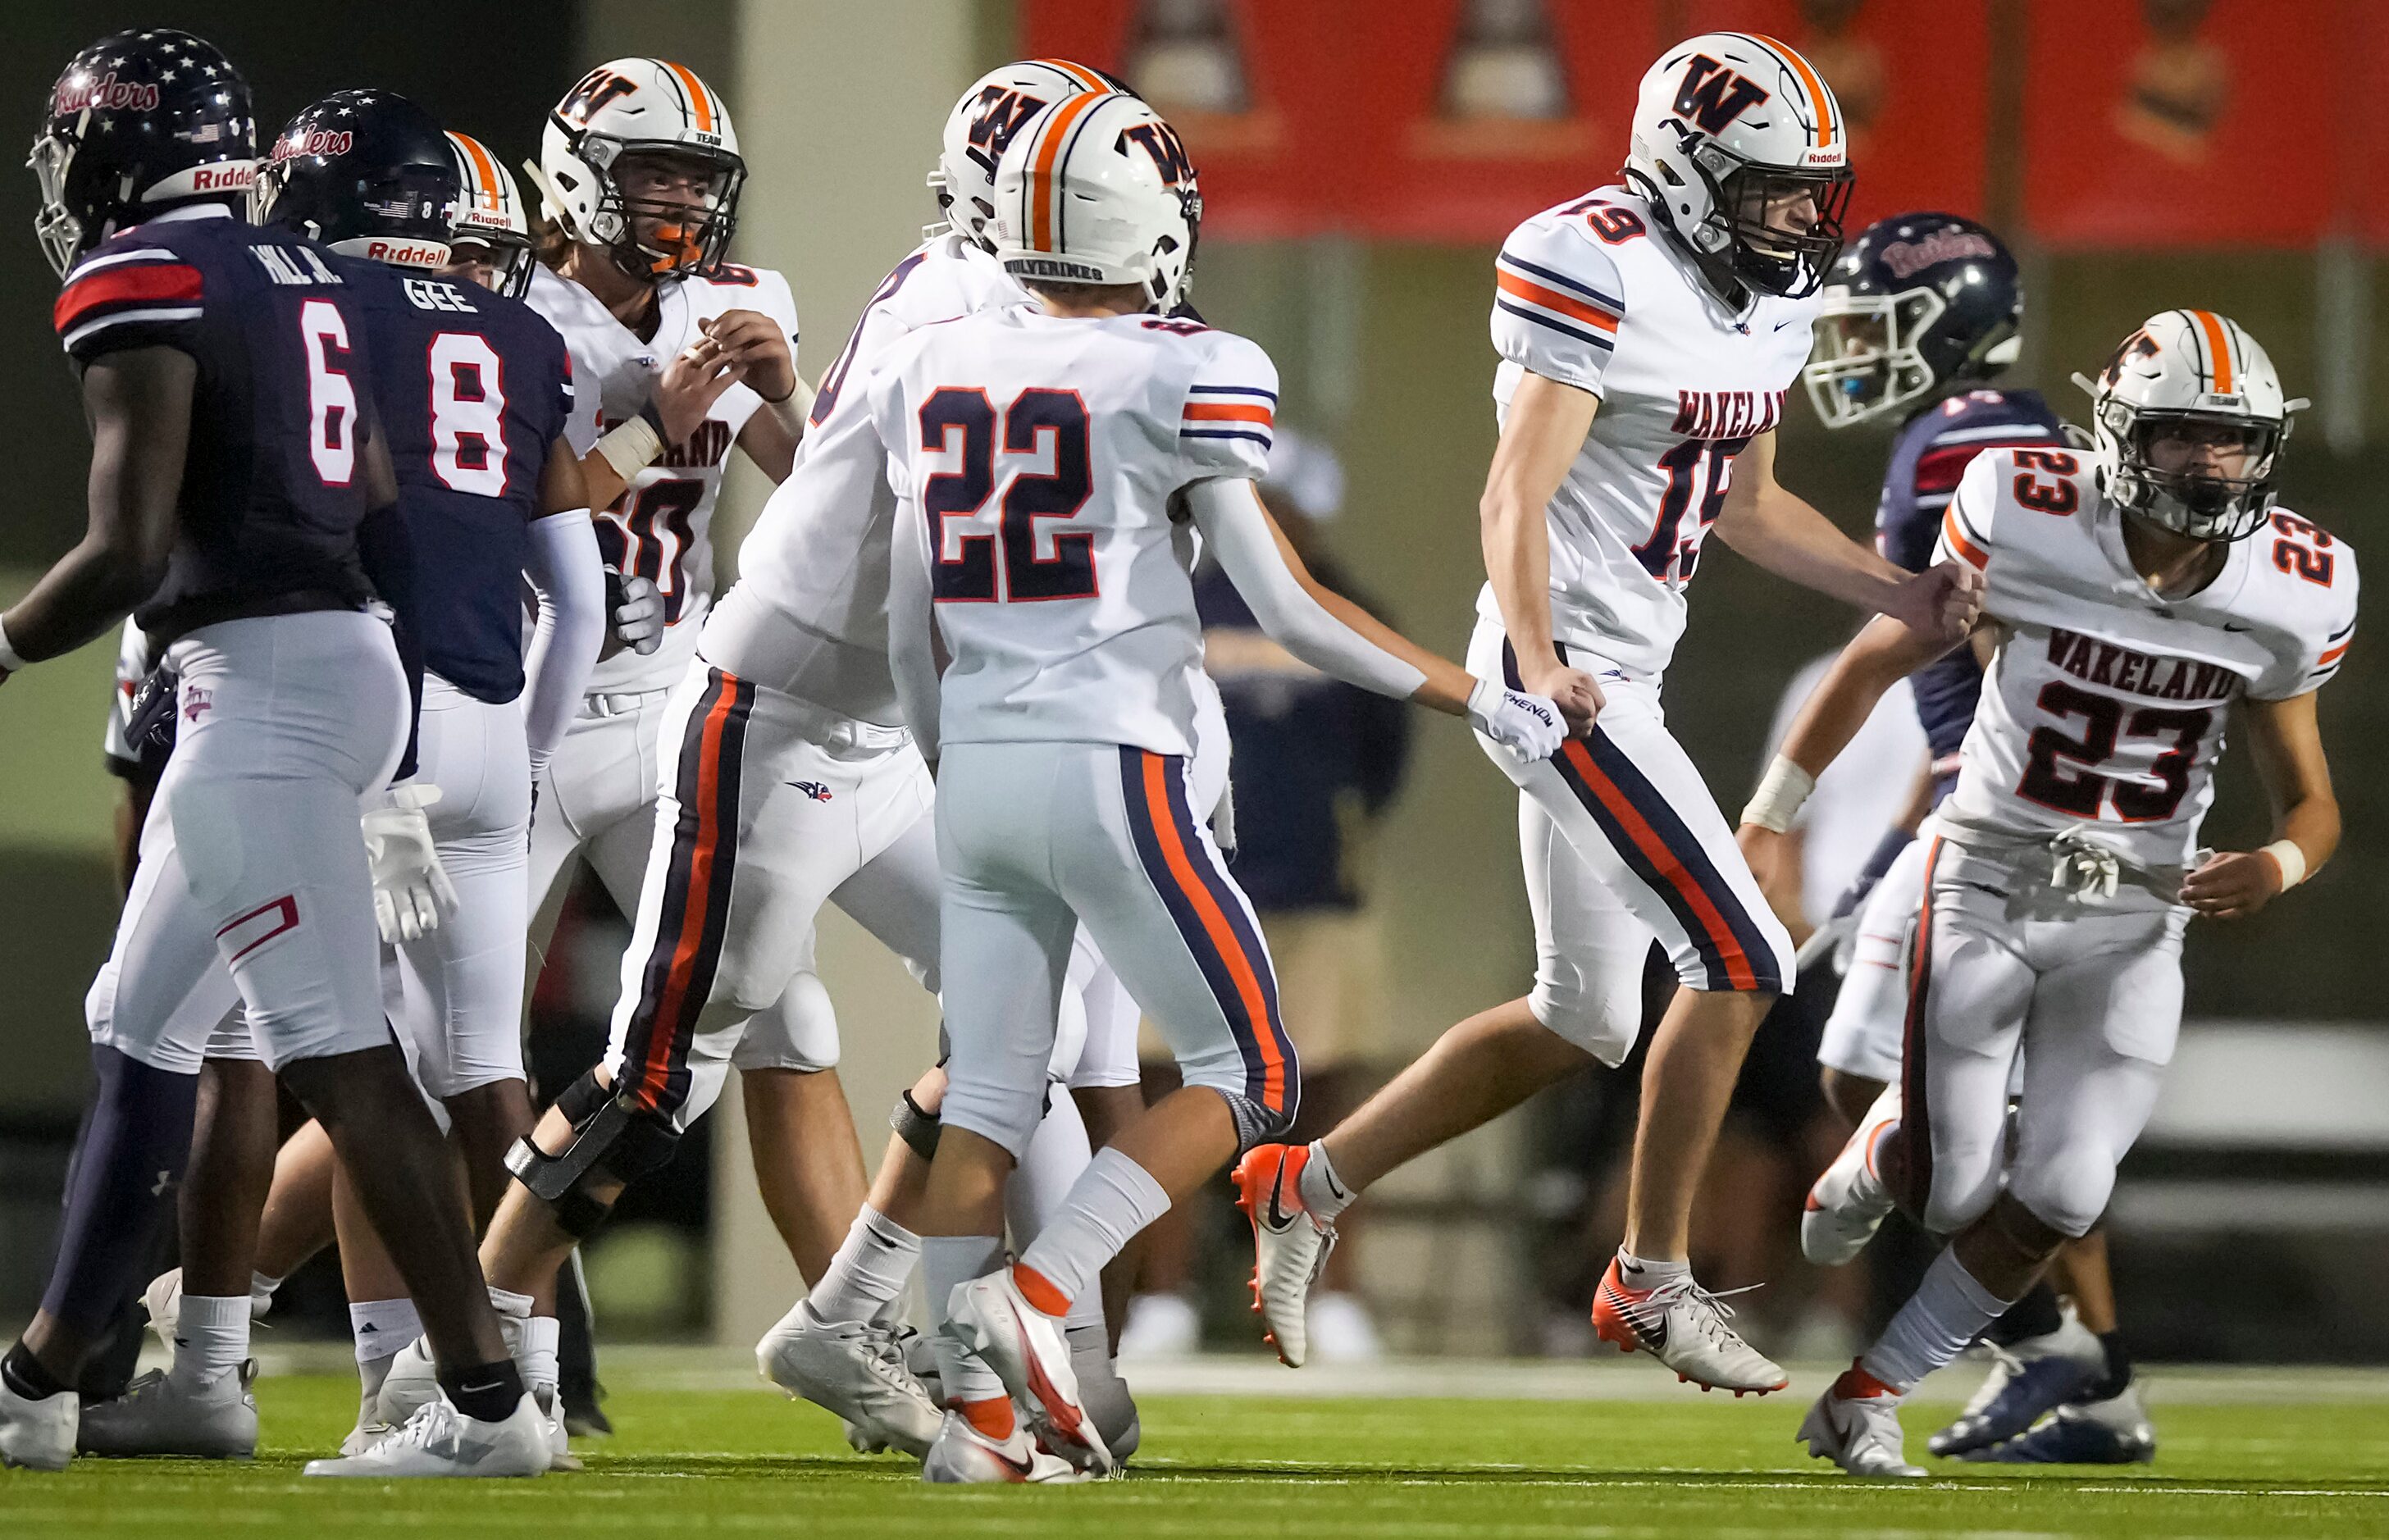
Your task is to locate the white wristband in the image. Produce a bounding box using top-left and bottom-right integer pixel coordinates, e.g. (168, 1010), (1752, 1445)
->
(0, 613), (26, 673)
(1740, 754), (1817, 834)
(765, 377), (814, 437)
(2260, 838), (2308, 890)
(595, 415), (663, 483)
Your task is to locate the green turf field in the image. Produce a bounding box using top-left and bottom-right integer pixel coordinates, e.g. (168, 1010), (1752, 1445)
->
(7, 1362), (2389, 1538)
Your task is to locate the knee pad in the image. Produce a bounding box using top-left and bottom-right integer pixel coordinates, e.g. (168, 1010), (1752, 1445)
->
(504, 1069), (682, 1237)
(1527, 975), (1641, 1068)
(890, 1088), (941, 1162)
(2006, 1160), (2112, 1242)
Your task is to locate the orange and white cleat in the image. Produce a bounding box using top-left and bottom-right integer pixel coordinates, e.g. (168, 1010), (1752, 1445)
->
(920, 1406), (1083, 1484)
(1803, 1086), (1902, 1267)
(1590, 1258), (1789, 1396)
(946, 1269), (1114, 1476)
(1231, 1143), (1338, 1368)
(1799, 1360), (1926, 1478)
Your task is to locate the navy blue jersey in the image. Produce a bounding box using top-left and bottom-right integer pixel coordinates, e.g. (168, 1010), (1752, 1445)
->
(53, 210), (380, 645)
(1875, 388), (2068, 773)
(343, 262), (574, 703)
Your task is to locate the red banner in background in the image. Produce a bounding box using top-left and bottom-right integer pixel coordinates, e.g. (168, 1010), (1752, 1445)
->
(2022, 0), (2339, 248)
(1682, 0), (1989, 227)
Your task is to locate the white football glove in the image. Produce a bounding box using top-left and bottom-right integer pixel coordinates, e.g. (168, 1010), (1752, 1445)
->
(362, 785), (458, 944)
(606, 568), (665, 655)
(1466, 677), (1567, 763)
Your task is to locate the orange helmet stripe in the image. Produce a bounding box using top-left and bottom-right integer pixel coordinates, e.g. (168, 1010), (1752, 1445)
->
(660, 60), (716, 134)
(1746, 34), (1835, 148)
(1035, 57), (1110, 93)
(453, 133), (504, 211)
(2189, 310), (2234, 393)
(1029, 89), (1102, 251)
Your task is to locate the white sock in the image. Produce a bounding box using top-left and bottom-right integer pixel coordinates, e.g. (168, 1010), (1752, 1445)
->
(348, 1298), (423, 1367)
(1861, 1249), (2013, 1394)
(1015, 1147), (1171, 1308)
(1616, 1249), (1692, 1289)
(168, 1295), (251, 1390)
(809, 1205), (921, 1324)
(248, 1271), (282, 1318)
(487, 1285), (534, 1363)
(1297, 1141), (1356, 1222)
(520, 1315), (560, 1401)
(922, 1233), (1008, 1406)
(358, 1349), (397, 1415)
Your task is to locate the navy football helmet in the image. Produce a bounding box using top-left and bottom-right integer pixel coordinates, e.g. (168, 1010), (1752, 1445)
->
(29, 28), (256, 277)
(254, 89), (458, 268)
(1804, 212), (2024, 429)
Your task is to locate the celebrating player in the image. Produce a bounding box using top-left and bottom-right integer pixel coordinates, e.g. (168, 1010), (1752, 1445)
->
(1236, 33), (1978, 1392)
(1799, 212), (2154, 1463)
(1745, 311), (2350, 1476)
(0, 31), (545, 1477)
(878, 91), (1569, 1483)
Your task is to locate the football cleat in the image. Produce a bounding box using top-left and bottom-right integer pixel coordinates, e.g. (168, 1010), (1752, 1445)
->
(757, 1299), (941, 1459)
(303, 1395), (549, 1478)
(1232, 1143), (1338, 1368)
(536, 1387), (582, 1472)
(1590, 1259), (1789, 1395)
(1067, 1320), (1140, 1463)
(0, 1370), (76, 1470)
(75, 1363), (258, 1459)
(920, 1407), (1083, 1484)
(1799, 1360), (1927, 1478)
(1803, 1087), (1902, 1267)
(372, 1337), (441, 1431)
(1927, 1311), (2106, 1456)
(1963, 1383), (2156, 1465)
(947, 1269), (1114, 1475)
(141, 1267), (271, 1349)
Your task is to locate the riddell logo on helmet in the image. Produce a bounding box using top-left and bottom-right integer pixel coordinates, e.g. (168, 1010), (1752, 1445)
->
(273, 130), (354, 163)
(191, 164), (254, 193)
(365, 237), (448, 265)
(1882, 230), (1996, 280)
(53, 71), (161, 115)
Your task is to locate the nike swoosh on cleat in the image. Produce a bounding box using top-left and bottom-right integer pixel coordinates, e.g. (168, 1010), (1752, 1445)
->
(1265, 1160), (1297, 1231)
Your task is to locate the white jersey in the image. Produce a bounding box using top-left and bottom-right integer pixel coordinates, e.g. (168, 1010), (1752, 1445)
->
(873, 307), (1276, 757)
(1481, 185), (1817, 680)
(1935, 446), (2357, 869)
(527, 259), (800, 694)
(726, 234), (1025, 722)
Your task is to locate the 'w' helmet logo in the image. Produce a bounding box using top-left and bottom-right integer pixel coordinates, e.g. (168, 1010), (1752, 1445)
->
(1672, 54), (1769, 134)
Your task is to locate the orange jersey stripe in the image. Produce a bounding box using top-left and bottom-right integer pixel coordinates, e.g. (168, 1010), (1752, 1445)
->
(1942, 508), (1990, 570)
(1140, 754), (1288, 1109)
(2190, 310), (2234, 394)
(1182, 402), (1274, 425)
(1496, 269), (1620, 332)
(1558, 740), (1759, 992)
(1750, 34), (1835, 147)
(640, 680), (736, 1100)
(1029, 90), (1101, 252)
(661, 60), (716, 134)
(1036, 57), (1110, 93)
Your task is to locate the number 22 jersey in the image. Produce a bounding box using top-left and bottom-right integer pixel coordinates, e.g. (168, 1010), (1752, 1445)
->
(1484, 185), (1817, 681)
(1935, 446), (2357, 869)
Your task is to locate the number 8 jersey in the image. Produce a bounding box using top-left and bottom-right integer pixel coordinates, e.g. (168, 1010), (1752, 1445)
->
(1935, 445), (2358, 869)
(1485, 185), (1817, 681)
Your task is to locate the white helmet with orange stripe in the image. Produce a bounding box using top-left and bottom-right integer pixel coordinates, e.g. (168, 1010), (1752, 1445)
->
(445, 131), (535, 298)
(536, 57), (745, 280)
(933, 58), (1123, 248)
(1625, 33), (1853, 301)
(991, 92), (1200, 312)
(2075, 310), (2309, 543)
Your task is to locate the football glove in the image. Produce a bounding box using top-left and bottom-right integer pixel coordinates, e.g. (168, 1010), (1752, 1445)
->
(362, 785), (458, 944)
(605, 568), (665, 656)
(1466, 677), (1566, 763)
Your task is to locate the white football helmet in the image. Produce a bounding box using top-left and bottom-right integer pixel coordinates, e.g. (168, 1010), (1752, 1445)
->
(992, 93), (1200, 312)
(2074, 310), (2309, 543)
(536, 58), (744, 280)
(933, 58), (1120, 248)
(1625, 33), (1853, 300)
(445, 131), (535, 298)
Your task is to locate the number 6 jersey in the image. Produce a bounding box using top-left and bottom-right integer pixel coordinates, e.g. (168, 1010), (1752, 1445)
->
(1935, 445), (2358, 869)
(1484, 184), (1818, 681)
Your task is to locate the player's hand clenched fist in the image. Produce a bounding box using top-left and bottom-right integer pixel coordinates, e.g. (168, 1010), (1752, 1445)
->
(1467, 678), (1569, 762)
(1890, 560), (1985, 642)
(1521, 660), (1605, 732)
(696, 310), (798, 405)
(2180, 849), (2283, 920)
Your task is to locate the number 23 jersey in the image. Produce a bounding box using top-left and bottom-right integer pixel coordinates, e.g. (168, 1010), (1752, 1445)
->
(1935, 446), (2357, 869)
(1484, 185), (1817, 681)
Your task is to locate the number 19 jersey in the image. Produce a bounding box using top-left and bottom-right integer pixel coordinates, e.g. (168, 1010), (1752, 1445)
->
(869, 306), (1277, 758)
(1483, 185), (1817, 681)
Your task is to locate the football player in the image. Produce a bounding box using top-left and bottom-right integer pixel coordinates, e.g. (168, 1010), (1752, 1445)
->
(0, 31), (545, 1476)
(1235, 33), (1978, 1392)
(877, 91), (1567, 1483)
(1800, 213), (2154, 1463)
(1744, 312), (2349, 1475)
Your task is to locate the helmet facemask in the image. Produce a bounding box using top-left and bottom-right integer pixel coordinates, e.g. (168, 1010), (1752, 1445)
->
(578, 137), (745, 280)
(2101, 401), (2287, 543)
(27, 129), (84, 278)
(1803, 286), (1945, 427)
(449, 228), (536, 298)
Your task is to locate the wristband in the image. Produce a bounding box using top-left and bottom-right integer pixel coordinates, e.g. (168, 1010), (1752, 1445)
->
(765, 376), (814, 436)
(2260, 838), (2308, 890)
(595, 414), (663, 482)
(1739, 754), (1817, 834)
(0, 613), (26, 673)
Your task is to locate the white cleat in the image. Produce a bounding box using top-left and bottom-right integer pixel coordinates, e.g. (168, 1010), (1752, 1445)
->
(757, 1300), (941, 1459)
(919, 1408), (1083, 1484)
(536, 1388), (582, 1472)
(341, 1401), (394, 1459)
(1231, 1143), (1338, 1368)
(947, 1269), (1113, 1476)
(1803, 1087), (1902, 1267)
(0, 1372), (77, 1471)
(142, 1268), (270, 1349)
(1590, 1259), (1788, 1396)
(1799, 1361), (1927, 1478)
(76, 1364), (258, 1459)
(372, 1337), (441, 1431)
(303, 1395), (549, 1478)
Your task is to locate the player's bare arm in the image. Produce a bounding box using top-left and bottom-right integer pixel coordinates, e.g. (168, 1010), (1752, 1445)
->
(0, 347), (193, 675)
(580, 347), (749, 513)
(1478, 370), (1604, 722)
(1714, 430), (1982, 641)
(2182, 690), (2339, 920)
(699, 309), (808, 482)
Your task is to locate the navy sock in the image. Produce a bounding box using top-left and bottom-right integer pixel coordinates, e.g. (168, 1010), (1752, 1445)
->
(38, 1047), (198, 1339)
(1983, 1282), (2062, 1346)
(440, 1359), (526, 1424)
(3, 1342), (68, 1401)
(2088, 1329), (2134, 1400)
